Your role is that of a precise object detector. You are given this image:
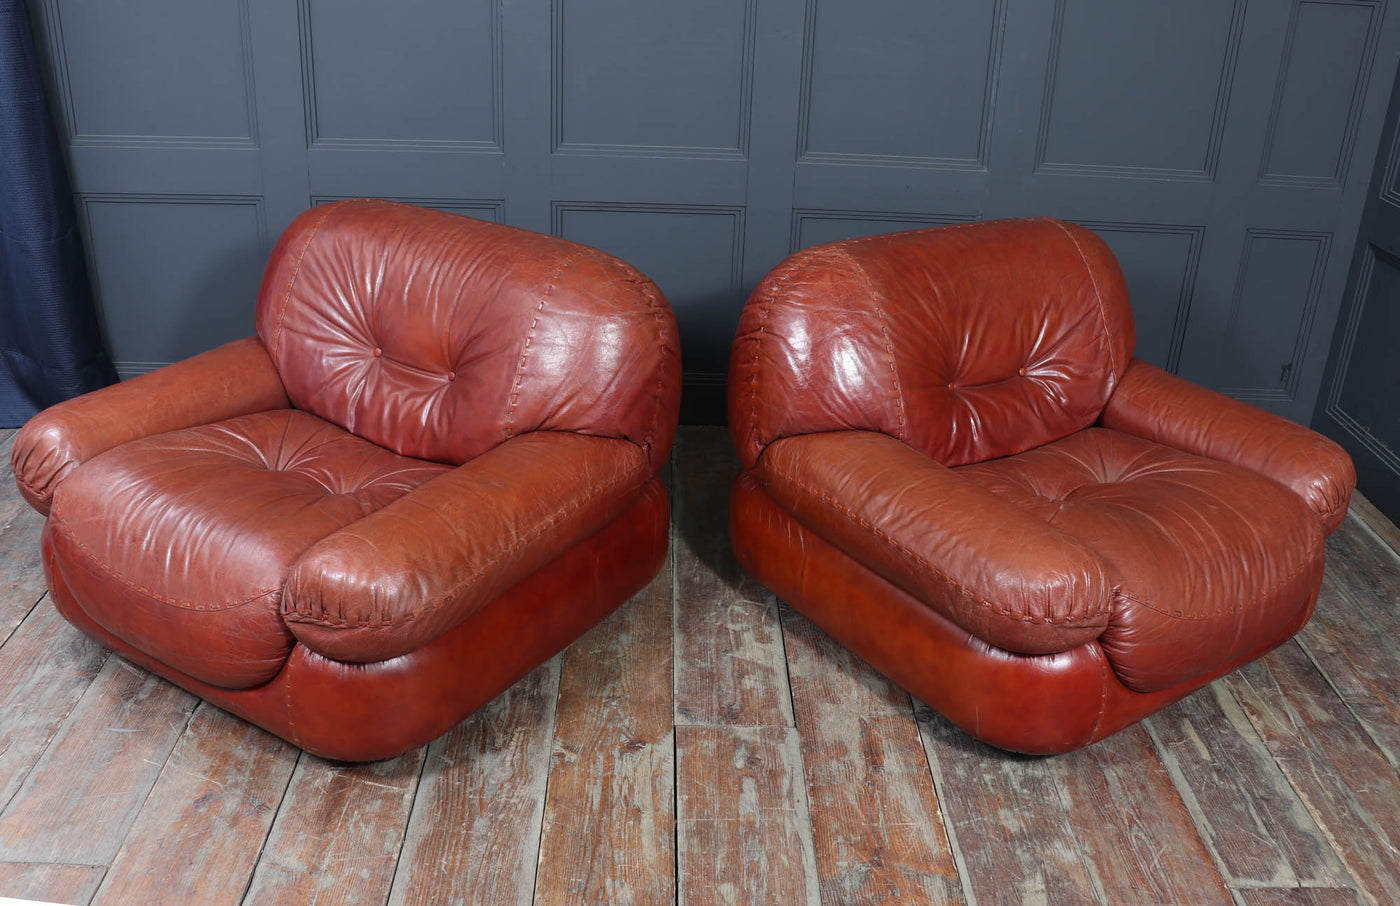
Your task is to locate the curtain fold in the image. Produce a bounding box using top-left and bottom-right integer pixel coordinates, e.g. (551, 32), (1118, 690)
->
(0, 0), (114, 428)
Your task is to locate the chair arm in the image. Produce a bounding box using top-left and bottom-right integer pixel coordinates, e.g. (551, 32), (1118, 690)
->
(1101, 359), (1355, 534)
(281, 431), (652, 663)
(758, 431), (1112, 655)
(10, 337), (289, 514)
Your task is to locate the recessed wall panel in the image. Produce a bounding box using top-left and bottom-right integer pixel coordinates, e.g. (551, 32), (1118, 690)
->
(82, 198), (265, 365)
(1086, 224), (1201, 370)
(554, 0), (752, 153)
(305, 0), (498, 145)
(1335, 245), (1400, 456)
(55, 0), (252, 141)
(1039, 0), (1242, 175)
(312, 197), (504, 223)
(555, 204), (743, 374)
(800, 0), (1001, 165)
(1218, 231), (1329, 399)
(1262, 1), (1376, 184)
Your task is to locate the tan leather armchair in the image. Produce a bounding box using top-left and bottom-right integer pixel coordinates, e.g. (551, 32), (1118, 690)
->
(12, 199), (681, 761)
(728, 218), (1355, 754)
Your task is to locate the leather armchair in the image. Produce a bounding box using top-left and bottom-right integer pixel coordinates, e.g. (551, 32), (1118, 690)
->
(12, 199), (681, 761)
(728, 218), (1355, 754)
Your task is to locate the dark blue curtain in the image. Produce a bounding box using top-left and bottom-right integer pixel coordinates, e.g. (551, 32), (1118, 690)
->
(0, 0), (114, 427)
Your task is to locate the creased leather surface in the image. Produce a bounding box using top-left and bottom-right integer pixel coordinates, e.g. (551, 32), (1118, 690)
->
(760, 431), (1111, 655)
(957, 428), (1324, 692)
(282, 431), (650, 663)
(730, 471), (1316, 754)
(45, 479), (668, 762)
(1102, 359), (1356, 533)
(10, 337), (288, 514)
(46, 410), (449, 688)
(730, 218), (1134, 469)
(727, 216), (1349, 750)
(255, 200), (680, 471)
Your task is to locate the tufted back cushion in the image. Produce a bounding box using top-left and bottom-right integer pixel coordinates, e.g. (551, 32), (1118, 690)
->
(729, 218), (1136, 469)
(255, 200), (680, 469)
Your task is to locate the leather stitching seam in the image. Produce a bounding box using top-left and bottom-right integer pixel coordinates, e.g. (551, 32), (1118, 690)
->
(747, 262), (800, 459)
(1113, 538), (1324, 620)
(1048, 219), (1121, 381)
(768, 464), (1107, 628)
(270, 202), (339, 355)
(834, 247), (908, 440)
(611, 261), (669, 462)
(283, 463), (645, 630)
(13, 468), (52, 503)
(47, 512), (282, 611)
(1087, 642), (1112, 745)
(505, 250), (581, 437)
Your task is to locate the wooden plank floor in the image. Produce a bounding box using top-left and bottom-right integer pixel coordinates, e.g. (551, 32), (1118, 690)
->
(2, 426), (1400, 905)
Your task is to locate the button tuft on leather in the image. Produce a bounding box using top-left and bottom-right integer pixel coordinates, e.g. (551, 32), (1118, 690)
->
(372, 347), (383, 357)
(1018, 367), (1028, 376)
(447, 371), (457, 381)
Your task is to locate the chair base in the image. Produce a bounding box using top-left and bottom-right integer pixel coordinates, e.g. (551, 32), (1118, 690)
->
(730, 472), (1316, 755)
(42, 479), (670, 763)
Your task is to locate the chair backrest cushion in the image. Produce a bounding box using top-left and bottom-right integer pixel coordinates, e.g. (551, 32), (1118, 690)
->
(730, 218), (1136, 469)
(255, 200), (679, 468)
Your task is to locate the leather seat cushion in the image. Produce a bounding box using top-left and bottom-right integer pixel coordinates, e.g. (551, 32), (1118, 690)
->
(45, 409), (450, 689)
(955, 428), (1325, 693)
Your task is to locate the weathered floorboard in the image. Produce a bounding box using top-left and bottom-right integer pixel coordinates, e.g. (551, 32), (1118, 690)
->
(1348, 491), (1400, 557)
(1049, 723), (1231, 904)
(676, 725), (820, 906)
(0, 656), (196, 865)
(1146, 682), (1351, 888)
(534, 563), (676, 904)
(1296, 572), (1400, 773)
(1226, 641), (1400, 905)
(92, 704), (297, 905)
(782, 604), (964, 906)
(243, 750), (424, 906)
(387, 661), (559, 906)
(1235, 887), (1364, 906)
(673, 429), (793, 728)
(918, 709), (1104, 904)
(0, 860), (105, 905)
(0, 604), (107, 814)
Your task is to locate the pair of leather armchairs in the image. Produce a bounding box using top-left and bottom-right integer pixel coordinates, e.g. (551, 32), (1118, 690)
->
(10, 201), (1354, 760)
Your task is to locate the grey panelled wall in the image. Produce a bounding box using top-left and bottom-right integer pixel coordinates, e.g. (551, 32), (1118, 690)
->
(25, 0), (1400, 423)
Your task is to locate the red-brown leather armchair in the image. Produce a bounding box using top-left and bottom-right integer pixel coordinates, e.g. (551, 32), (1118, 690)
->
(728, 218), (1355, 754)
(11, 199), (681, 761)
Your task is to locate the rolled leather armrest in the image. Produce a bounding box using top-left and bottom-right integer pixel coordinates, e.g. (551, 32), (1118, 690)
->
(281, 431), (652, 663)
(1101, 358), (1355, 534)
(758, 431), (1112, 656)
(11, 337), (290, 514)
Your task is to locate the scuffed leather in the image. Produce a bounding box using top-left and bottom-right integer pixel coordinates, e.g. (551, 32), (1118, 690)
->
(1102, 359), (1356, 533)
(730, 219), (1135, 470)
(956, 428), (1325, 692)
(282, 431), (650, 663)
(10, 337), (288, 514)
(759, 431), (1112, 655)
(727, 216), (1354, 752)
(730, 472), (1317, 755)
(15, 199), (681, 759)
(45, 410), (448, 688)
(45, 479), (669, 761)
(256, 199), (680, 471)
